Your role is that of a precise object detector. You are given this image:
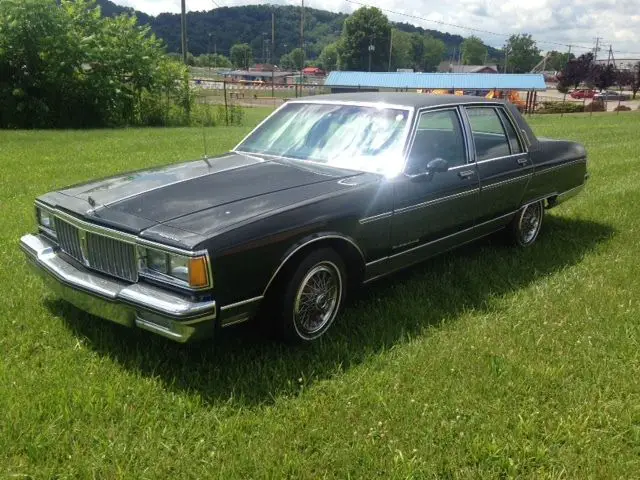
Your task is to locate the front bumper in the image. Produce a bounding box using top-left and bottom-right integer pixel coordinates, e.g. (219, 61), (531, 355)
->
(20, 234), (217, 343)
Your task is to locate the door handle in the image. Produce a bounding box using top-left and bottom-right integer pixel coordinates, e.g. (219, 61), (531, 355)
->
(517, 157), (529, 165)
(458, 170), (475, 179)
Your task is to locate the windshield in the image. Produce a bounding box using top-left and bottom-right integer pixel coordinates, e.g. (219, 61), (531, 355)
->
(236, 103), (410, 175)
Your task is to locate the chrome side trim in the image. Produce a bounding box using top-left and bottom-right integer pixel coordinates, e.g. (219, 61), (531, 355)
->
(220, 313), (252, 328)
(538, 157), (587, 174)
(481, 173), (531, 191)
(262, 234), (366, 296)
(220, 296), (263, 311)
(365, 210), (516, 269)
(395, 188), (480, 215)
(359, 211), (393, 225)
(475, 153), (527, 165)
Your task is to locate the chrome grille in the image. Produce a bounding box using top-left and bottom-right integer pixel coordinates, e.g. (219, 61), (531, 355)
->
(54, 217), (137, 283)
(86, 233), (137, 282)
(56, 220), (84, 261)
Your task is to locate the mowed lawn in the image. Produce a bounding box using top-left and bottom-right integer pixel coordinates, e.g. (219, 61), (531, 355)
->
(1, 110), (639, 479)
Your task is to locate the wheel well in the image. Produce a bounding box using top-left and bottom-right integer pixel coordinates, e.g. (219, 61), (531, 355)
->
(264, 238), (366, 299)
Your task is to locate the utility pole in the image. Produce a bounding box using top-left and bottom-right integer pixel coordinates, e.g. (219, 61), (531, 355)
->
(368, 34), (376, 72)
(593, 36), (602, 62)
(504, 47), (509, 73)
(181, 0), (188, 64)
(560, 44), (571, 117)
(388, 29), (393, 72)
(300, 0), (305, 74)
(272, 11), (275, 98)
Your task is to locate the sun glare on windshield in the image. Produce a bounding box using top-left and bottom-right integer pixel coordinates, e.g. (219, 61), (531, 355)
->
(236, 103), (410, 175)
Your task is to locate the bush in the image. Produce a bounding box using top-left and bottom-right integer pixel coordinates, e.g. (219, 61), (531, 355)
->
(585, 100), (606, 112)
(614, 105), (632, 112)
(0, 0), (195, 129)
(537, 101), (584, 114)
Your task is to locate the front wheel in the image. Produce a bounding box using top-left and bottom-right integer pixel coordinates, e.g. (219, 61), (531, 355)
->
(508, 200), (545, 247)
(278, 248), (346, 343)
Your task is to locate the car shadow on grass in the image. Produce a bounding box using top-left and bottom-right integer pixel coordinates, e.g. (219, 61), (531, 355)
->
(47, 215), (614, 407)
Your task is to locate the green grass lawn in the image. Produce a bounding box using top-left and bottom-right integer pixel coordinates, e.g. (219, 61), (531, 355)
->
(1, 112), (639, 478)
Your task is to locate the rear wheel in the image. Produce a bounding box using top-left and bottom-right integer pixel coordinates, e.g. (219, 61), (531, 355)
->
(508, 200), (544, 247)
(278, 248), (346, 343)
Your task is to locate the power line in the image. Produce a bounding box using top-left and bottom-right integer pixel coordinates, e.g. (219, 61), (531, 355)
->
(340, 0), (639, 56)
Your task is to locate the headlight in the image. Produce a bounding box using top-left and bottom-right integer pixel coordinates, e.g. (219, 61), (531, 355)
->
(139, 247), (211, 289)
(36, 206), (56, 237)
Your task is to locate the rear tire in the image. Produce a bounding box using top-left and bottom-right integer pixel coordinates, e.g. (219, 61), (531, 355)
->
(277, 248), (346, 343)
(508, 200), (544, 247)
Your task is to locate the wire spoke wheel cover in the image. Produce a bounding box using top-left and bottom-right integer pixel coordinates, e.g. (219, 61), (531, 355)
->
(293, 261), (342, 337)
(518, 201), (543, 245)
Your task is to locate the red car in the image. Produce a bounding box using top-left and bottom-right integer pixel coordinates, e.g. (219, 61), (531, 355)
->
(570, 89), (595, 99)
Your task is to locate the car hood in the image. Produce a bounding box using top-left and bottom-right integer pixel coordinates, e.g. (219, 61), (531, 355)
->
(42, 152), (367, 243)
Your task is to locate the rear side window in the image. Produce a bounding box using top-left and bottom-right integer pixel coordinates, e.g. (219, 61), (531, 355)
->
(497, 109), (523, 154)
(465, 107), (511, 161)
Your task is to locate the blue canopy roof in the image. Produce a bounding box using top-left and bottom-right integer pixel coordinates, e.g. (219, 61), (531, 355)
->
(325, 71), (547, 91)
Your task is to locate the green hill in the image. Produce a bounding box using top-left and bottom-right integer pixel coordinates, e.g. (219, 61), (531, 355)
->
(96, 0), (501, 64)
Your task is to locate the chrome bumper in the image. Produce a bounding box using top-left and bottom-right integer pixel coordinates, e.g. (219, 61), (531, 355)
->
(20, 234), (217, 343)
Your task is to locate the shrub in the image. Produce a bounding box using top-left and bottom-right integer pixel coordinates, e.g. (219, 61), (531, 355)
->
(537, 101), (584, 114)
(0, 0), (193, 129)
(614, 105), (631, 112)
(585, 100), (606, 112)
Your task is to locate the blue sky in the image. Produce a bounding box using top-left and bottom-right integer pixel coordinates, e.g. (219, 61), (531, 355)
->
(112, 0), (640, 57)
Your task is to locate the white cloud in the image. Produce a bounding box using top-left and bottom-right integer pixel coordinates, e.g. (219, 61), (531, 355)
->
(112, 0), (640, 56)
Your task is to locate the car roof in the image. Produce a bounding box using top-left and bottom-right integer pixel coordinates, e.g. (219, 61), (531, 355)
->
(288, 92), (505, 109)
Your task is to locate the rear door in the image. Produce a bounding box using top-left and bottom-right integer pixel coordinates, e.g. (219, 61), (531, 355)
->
(463, 106), (533, 226)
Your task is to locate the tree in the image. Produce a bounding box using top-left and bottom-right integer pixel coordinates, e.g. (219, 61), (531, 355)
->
(0, 0), (189, 129)
(558, 53), (594, 90)
(389, 30), (413, 71)
(634, 63), (640, 99)
(338, 7), (391, 72)
(421, 35), (447, 72)
(505, 34), (541, 73)
(318, 43), (339, 72)
(230, 43), (253, 70)
(546, 50), (575, 72)
(194, 53), (231, 68)
(279, 53), (295, 71)
(289, 48), (305, 71)
(590, 63), (617, 92)
(461, 36), (487, 65)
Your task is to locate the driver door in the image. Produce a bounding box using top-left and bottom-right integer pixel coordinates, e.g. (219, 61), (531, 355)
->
(390, 107), (479, 264)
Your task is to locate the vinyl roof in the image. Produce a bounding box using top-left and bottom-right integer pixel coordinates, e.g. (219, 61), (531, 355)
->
(325, 71), (547, 91)
(289, 92), (506, 109)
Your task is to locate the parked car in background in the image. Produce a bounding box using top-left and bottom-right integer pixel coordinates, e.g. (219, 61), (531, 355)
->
(569, 89), (595, 99)
(593, 90), (630, 101)
(21, 93), (589, 344)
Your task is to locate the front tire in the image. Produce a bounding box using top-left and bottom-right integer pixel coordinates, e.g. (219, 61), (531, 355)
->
(508, 200), (544, 247)
(278, 248), (346, 343)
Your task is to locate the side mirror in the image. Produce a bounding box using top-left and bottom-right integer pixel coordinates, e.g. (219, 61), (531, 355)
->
(426, 158), (449, 174)
(406, 157), (449, 182)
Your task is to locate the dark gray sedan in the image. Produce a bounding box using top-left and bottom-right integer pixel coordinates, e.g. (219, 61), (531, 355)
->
(21, 93), (588, 344)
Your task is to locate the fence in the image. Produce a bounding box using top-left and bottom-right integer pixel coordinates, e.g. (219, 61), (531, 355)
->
(193, 77), (638, 126)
